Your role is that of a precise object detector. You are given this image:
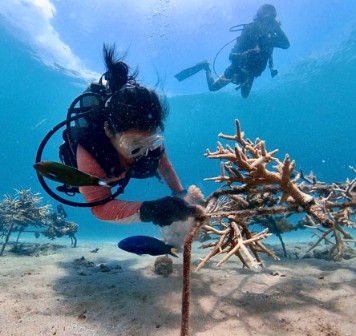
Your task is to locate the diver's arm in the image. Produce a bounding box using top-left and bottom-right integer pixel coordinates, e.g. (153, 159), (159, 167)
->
(229, 23), (261, 60)
(270, 23), (290, 49)
(76, 144), (142, 224)
(157, 151), (184, 193)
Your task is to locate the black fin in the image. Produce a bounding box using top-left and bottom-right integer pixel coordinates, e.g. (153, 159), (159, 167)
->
(174, 61), (208, 82)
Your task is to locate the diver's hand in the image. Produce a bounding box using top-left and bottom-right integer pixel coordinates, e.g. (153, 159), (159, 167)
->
(140, 196), (197, 227)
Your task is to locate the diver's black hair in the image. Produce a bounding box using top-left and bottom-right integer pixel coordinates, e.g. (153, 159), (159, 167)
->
(96, 43), (169, 134)
(103, 43), (138, 93)
(105, 84), (169, 133)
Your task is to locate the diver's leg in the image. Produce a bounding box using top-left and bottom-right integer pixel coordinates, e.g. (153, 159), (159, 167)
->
(205, 67), (231, 91)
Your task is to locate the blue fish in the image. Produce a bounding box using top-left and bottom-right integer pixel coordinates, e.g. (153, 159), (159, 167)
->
(118, 235), (178, 257)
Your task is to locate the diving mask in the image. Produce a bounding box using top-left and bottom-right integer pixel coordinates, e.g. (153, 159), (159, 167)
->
(119, 131), (164, 159)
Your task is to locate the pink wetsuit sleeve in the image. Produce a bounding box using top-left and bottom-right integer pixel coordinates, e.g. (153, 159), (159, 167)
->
(76, 144), (142, 224)
(158, 151), (184, 193)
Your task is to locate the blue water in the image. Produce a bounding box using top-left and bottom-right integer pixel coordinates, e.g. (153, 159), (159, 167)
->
(0, 13), (355, 243)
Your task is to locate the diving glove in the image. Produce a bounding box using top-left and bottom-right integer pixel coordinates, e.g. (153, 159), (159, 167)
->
(140, 196), (196, 227)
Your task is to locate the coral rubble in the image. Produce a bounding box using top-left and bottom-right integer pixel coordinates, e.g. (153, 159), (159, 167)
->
(154, 255), (173, 277)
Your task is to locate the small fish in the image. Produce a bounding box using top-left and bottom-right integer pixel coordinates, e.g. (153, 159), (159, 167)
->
(33, 161), (120, 187)
(118, 235), (178, 257)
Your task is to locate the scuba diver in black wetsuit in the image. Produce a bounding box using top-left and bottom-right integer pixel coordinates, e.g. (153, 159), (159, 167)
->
(175, 4), (290, 98)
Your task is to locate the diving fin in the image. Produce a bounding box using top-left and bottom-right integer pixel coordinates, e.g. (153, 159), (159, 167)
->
(174, 61), (209, 82)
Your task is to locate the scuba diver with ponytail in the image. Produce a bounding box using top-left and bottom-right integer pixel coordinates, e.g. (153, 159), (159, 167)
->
(175, 4), (290, 98)
(35, 43), (199, 228)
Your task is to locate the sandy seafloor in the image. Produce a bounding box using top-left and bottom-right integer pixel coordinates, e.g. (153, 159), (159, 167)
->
(0, 236), (355, 336)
